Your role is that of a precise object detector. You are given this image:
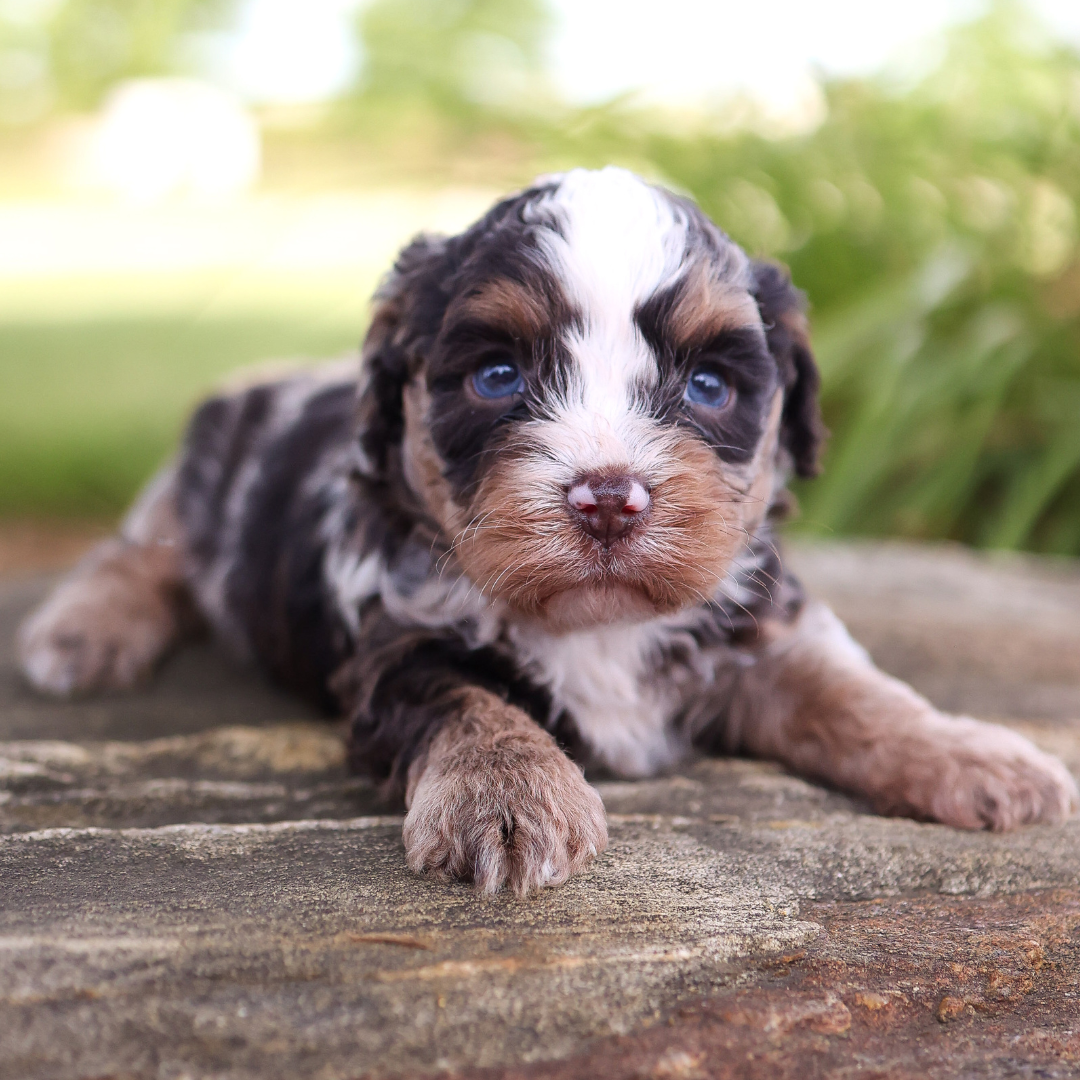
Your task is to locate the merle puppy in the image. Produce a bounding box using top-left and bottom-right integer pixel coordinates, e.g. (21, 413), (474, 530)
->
(19, 167), (1078, 895)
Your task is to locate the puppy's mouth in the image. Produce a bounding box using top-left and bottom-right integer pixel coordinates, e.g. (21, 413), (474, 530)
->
(451, 479), (741, 626)
(574, 529), (645, 567)
(536, 581), (660, 632)
(530, 516), (704, 630)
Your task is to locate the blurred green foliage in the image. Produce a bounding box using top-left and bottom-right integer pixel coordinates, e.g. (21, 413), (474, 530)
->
(0, 0), (232, 119)
(0, 309), (363, 516)
(631, 6), (1080, 553)
(47, 0), (232, 107)
(353, 0), (552, 118)
(4, 0), (1080, 556)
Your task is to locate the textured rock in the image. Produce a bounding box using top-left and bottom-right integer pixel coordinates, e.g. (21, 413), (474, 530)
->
(2, 542), (1080, 1078)
(0, 815), (818, 1077)
(790, 539), (1080, 723)
(474, 889), (1080, 1079)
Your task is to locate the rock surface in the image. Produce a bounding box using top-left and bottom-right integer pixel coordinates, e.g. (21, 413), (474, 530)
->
(2, 540), (1080, 1078)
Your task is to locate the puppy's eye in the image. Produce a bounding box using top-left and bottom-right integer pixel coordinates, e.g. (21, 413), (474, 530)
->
(472, 360), (523, 399)
(685, 366), (731, 408)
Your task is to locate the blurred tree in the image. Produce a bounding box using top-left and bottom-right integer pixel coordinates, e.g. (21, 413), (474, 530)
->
(0, 0), (236, 121)
(351, 0), (554, 120)
(0, 0), (55, 123)
(48, 0), (235, 107)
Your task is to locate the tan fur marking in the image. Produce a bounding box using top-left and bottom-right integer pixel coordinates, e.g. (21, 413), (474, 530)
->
(362, 289), (406, 362)
(736, 603), (1079, 831)
(448, 279), (555, 341)
(777, 306), (811, 345)
(453, 390), (782, 628)
(402, 378), (469, 535)
(667, 265), (763, 348)
(403, 688), (608, 895)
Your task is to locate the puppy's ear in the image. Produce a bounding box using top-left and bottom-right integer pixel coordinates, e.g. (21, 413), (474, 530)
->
(358, 234), (452, 478)
(751, 260), (827, 478)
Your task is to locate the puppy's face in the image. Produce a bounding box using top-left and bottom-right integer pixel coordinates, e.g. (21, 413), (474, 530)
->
(363, 168), (821, 632)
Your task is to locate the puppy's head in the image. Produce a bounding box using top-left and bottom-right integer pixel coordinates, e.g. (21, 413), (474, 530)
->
(359, 167), (824, 631)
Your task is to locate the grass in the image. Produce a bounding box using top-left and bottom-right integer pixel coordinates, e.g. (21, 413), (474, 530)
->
(0, 277), (371, 517)
(0, 188), (498, 519)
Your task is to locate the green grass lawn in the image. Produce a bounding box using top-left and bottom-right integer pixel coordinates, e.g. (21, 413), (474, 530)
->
(0, 276), (373, 518)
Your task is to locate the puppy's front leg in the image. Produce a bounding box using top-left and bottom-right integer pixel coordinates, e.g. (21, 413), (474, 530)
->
(403, 691), (607, 895)
(343, 650), (607, 895)
(725, 602), (1078, 830)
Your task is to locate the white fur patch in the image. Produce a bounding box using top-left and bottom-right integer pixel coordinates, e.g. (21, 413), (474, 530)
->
(508, 616), (687, 777)
(324, 505), (501, 647)
(326, 548), (383, 636)
(380, 568), (502, 648)
(517, 169), (689, 483)
(120, 464), (179, 545)
(517, 167), (757, 490)
(530, 168), (687, 427)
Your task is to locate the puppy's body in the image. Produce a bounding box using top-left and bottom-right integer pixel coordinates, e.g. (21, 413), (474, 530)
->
(20, 168), (1077, 894)
(176, 363), (793, 778)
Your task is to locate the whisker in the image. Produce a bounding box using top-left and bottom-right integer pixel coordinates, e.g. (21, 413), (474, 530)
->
(713, 585), (761, 637)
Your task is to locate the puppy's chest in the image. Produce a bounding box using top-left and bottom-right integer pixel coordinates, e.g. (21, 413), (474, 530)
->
(506, 621), (709, 777)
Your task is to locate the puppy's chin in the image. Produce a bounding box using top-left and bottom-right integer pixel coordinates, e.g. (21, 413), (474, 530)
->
(531, 583), (663, 634)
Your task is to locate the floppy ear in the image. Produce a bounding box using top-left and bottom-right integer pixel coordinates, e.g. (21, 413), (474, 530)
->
(750, 260), (827, 478)
(357, 234), (452, 479)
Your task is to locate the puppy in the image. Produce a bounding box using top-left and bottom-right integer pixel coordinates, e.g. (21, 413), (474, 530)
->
(19, 167), (1078, 896)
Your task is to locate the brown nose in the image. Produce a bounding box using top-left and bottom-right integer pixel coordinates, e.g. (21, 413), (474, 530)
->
(567, 474), (651, 548)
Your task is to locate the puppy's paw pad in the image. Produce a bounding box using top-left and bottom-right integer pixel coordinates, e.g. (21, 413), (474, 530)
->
(403, 733), (607, 896)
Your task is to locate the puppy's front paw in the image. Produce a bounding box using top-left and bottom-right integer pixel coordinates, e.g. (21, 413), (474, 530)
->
(886, 716), (1078, 831)
(403, 702), (607, 896)
(18, 543), (182, 697)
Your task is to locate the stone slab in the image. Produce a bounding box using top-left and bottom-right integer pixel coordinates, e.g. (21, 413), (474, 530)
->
(789, 540), (1080, 723)
(472, 888), (1080, 1080)
(2, 542), (1080, 1078)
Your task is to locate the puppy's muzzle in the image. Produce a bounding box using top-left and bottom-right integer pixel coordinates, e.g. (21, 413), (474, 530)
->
(567, 473), (650, 548)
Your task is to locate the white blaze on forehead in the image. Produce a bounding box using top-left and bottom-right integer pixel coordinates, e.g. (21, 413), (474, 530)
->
(532, 167), (690, 417)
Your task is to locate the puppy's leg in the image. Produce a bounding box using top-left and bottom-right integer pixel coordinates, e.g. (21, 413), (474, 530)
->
(724, 602), (1078, 830)
(18, 468), (197, 696)
(402, 690), (607, 896)
(342, 640), (607, 895)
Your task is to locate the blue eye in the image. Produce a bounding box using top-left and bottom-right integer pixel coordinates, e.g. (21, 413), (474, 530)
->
(685, 366), (731, 408)
(472, 361), (523, 399)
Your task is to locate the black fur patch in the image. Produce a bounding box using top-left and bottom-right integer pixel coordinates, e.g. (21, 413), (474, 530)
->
(751, 260), (827, 477)
(358, 181), (569, 498)
(635, 281), (779, 467)
(179, 384), (276, 570)
(337, 609), (554, 794)
(177, 378), (362, 709)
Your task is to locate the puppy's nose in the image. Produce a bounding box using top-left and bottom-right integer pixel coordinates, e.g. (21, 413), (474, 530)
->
(567, 474), (650, 547)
